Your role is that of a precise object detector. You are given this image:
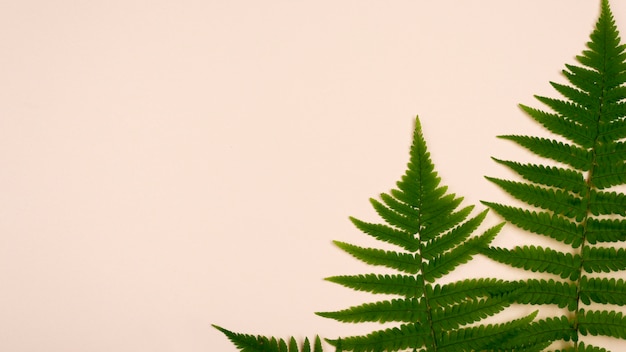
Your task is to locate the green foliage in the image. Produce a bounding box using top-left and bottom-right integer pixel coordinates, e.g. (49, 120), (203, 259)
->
(315, 117), (533, 352)
(215, 1), (626, 351)
(483, 0), (626, 350)
(215, 118), (534, 351)
(213, 325), (333, 352)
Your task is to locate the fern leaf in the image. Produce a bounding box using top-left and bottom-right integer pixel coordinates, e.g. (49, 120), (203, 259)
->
(485, 0), (626, 349)
(437, 311), (542, 352)
(421, 209), (486, 260)
(595, 141), (626, 164)
(422, 223), (501, 281)
(326, 323), (429, 352)
(349, 218), (418, 251)
(486, 177), (586, 220)
(481, 245), (581, 280)
(579, 277), (626, 305)
(369, 198), (421, 233)
(320, 117), (523, 351)
(588, 190), (626, 216)
(578, 310), (626, 339)
(497, 316), (576, 350)
(332, 241), (421, 274)
(481, 202), (584, 247)
(582, 247), (626, 273)
(213, 325), (327, 352)
(430, 293), (513, 331)
(556, 342), (611, 352)
(598, 119), (626, 142)
(420, 204), (474, 241)
(514, 279), (578, 310)
(585, 218), (626, 244)
(325, 273), (423, 297)
(590, 162), (626, 189)
(534, 95), (594, 125)
(492, 159), (586, 194)
(518, 104), (595, 148)
(428, 278), (518, 308)
(497, 135), (592, 170)
(316, 298), (426, 324)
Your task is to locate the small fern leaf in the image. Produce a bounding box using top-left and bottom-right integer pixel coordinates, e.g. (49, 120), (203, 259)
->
(316, 298), (425, 324)
(555, 342), (611, 352)
(578, 309), (626, 339)
(428, 278), (519, 308)
(325, 273), (423, 297)
(422, 223), (502, 281)
(332, 241), (420, 274)
(481, 202), (583, 247)
(325, 323), (429, 352)
(498, 135), (592, 170)
(421, 209), (486, 260)
(496, 315), (576, 350)
(212, 325), (327, 352)
(579, 277), (626, 305)
(515, 279), (578, 310)
(591, 162), (626, 189)
(585, 218), (626, 244)
(588, 190), (626, 216)
(486, 177), (586, 220)
(420, 204), (474, 241)
(431, 293), (513, 331)
(320, 117), (523, 351)
(437, 311), (541, 352)
(349, 217), (418, 251)
(481, 245), (581, 280)
(369, 198), (421, 233)
(595, 140), (626, 164)
(491, 159), (587, 194)
(582, 247), (626, 273)
(518, 104), (595, 148)
(534, 95), (595, 125)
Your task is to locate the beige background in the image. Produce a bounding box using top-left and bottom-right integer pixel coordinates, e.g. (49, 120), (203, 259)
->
(2, 1), (626, 351)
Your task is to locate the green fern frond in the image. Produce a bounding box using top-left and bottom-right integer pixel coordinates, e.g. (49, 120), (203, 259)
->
(213, 325), (330, 352)
(318, 117), (523, 351)
(485, 0), (626, 350)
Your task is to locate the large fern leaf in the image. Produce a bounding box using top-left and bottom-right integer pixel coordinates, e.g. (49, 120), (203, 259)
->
(316, 117), (535, 352)
(484, 0), (626, 350)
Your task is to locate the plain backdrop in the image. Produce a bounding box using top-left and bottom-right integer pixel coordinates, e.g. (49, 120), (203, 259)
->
(2, 1), (626, 351)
